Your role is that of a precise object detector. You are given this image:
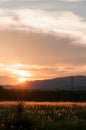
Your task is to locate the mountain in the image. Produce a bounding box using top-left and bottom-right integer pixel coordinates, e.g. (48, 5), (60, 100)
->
(3, 75), (86, 90)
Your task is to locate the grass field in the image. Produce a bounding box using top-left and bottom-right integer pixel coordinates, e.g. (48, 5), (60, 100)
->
(0, 102), (86, 130)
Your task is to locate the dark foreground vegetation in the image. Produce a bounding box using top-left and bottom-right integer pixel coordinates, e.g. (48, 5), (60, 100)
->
(0, 102), (86, 130)
(0, 88), (86, 102)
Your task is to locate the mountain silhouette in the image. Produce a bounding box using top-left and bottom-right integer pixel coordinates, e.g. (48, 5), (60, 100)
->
(5, 75), (86, 90)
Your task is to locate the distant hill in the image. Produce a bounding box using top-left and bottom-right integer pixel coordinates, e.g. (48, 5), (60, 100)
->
(3, 75), (86, 90)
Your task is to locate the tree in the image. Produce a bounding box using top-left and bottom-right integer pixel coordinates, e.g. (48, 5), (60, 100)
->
(0, 85), (4, 90)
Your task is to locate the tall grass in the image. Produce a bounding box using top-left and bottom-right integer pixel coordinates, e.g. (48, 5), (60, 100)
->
(0, 102), (86, 130)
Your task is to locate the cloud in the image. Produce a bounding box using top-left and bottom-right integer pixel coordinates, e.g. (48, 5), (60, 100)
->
(0, 30), (86, 66)
(0, 9), (86, 44)
(60, 0), (83, 2)
(0, 0), (10, 2)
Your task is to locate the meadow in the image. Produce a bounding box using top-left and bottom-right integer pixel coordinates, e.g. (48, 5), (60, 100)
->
(0, 102), (86, 130)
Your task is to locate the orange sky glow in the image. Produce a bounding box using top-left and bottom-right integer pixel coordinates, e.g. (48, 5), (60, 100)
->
(0, 63), (86, 85)
(0, 0), (86, 85)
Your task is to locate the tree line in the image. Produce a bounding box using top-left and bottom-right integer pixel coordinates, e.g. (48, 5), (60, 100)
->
(0, 86), (86, 102)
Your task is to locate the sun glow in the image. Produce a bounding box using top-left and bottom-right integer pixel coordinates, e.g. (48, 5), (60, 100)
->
(1, 64), (33, 84)
(18, 77), (28, 83)
(9, 69), (33, 83)
(16, 70), (32, 83)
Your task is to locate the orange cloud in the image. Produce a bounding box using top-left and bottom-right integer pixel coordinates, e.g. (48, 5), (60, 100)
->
(0, 9), (86, 44)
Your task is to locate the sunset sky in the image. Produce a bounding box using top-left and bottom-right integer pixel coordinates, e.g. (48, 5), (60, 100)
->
(0, 0), (86, 85)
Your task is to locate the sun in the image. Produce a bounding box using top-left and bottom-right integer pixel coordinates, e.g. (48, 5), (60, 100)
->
(18, 77), (28, 83)
(12, 69), (33, 83)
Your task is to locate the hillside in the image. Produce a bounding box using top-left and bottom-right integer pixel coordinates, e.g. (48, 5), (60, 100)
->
(3, 75), (86, 90)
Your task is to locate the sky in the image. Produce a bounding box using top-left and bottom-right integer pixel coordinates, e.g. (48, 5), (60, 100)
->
(0, 0), (86, 85)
